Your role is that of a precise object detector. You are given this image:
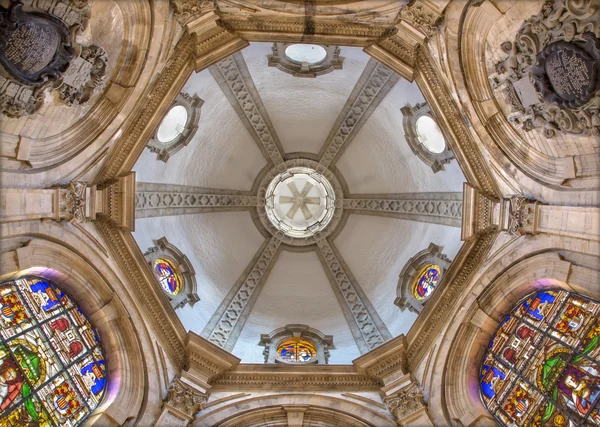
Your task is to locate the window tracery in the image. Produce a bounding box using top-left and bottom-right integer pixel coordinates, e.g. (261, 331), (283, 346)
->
(480, 289), (600, 426)
(395, 243), (451, 313)
(0, 277), (106, 426)
(144, 237), (198, 309)
(259, 324), (333, 365)
(146, 92), (203, 162)
(267, 43), (344, 78)
(401, 102), (455, 173)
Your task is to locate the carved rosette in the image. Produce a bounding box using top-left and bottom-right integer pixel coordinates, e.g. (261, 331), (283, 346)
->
(58, 181), (87, 223)
(492, 0), (600, 137)
(507, 197), (540, 236)
(384, 383), (427, 424)
(164, 378), (208, 419)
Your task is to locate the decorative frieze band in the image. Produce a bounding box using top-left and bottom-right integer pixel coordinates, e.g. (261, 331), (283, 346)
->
(136, 182), (257, 218)
(210, 53), (285, 165)
(318, 59), (400, 167)
(202, 237), (282, 351)
(343, 193), (463, 228)
(316, 239), (391, 354)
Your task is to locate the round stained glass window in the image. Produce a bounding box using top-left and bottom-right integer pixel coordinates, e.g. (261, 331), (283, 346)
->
(0, 277), (107, 426)
(276, 338), (317, 363)
(284, 44), (327, 64)
(156, 105), (188, 144)
(153, 258), (182, 296)
(412, 264), (440, 301)
(415, 115), (446, 154)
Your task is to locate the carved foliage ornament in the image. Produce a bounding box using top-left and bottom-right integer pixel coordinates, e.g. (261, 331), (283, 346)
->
(507, 196), (540, 236)
(0, 1), (107, 117)
(58, 181), (87, 223)
(164, 378), (208, 418)
(170, 0), (216, 26)
(384, 383), (426, 422)
(493, 0), (600, 137)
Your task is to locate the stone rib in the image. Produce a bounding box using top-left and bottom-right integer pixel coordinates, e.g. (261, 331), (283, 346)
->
(318, 59), (400, 167)
(344, 192), (463, 227)
(202, 237), (282, 351)
(210, 53), (285, 165)
(135, 182), (256, 218)
(316, 239), (392, 354)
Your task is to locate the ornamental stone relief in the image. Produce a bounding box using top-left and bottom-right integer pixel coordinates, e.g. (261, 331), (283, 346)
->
(0, 1), (107, 118)
(491, 0), (600, 137)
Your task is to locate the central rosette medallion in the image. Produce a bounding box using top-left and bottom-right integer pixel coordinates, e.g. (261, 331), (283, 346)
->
(264, 167), (336, 239)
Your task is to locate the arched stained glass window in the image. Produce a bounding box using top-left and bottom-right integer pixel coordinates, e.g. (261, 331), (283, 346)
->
(153, 258), (182, 296)
(480, 289), (600, 426)
(412, 264), (440, 301)
(0, 277), (106, 426)
(276, 338), (317, 364)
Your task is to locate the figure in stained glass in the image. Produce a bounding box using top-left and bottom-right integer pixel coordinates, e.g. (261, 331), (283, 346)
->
(480, 289), (600, 427)
(276, 338), (317, 363)
(0, 277), (106, 427)
(412, 264), (440, 301)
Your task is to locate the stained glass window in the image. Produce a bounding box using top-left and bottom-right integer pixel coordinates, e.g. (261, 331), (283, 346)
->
(276, 338), (317, 363)
(480, 289), (600, 426)
(153, 258), (182, 296)
(0, 277), (106, 426)
(412, 264), (440, 301)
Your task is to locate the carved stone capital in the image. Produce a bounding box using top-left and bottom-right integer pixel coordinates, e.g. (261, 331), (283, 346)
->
(163, 377), (208, 420)
(170, 0), (217, 28)
(58, 181), (87, 223)
(506, 196), (541, 236)
(399, 0), (443, 39)
(384, 382), (427, 425)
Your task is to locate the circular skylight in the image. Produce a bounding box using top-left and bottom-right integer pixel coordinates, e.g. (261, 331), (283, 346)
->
(157, 105), (188, 143)
(415, 115), (446, 154)
(285, 44), (327, 64)
(264, 167), (336, 239)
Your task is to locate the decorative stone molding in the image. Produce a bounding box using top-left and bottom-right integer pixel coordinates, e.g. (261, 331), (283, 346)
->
(170, 0), (216, 28)
(353, 335), (407, 384)
(318, 59), (400, 167)
(461, 183), (503, 241)
(0, 1), (107, 117)
(267, 43), (344, 78)
(144, 237), (199, 309)
(210, 53), (285, 165)
(400, 102), (454, 172)
(399, 0), (443, 39)
(506, 196), (541, 236)
(344, 192), (462, 227)
(395, 243), (452, 313)
(163, 378), (208, 421)
(256, 159), (344, 247)
(202, 237), (282, 351)
(316, 239), (392, 353)
(258, 324), (334, 364)
(146, 92), (204, 162)
(491, 0), (600, 137)
(384, 382), (428, 425)
(57, 181), (87, 223)
(136, 182), (257, 218)
(90, 173), (137, 231)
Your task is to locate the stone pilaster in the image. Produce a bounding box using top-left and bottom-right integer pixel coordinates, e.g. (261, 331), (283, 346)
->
(461, 183), (503, 241)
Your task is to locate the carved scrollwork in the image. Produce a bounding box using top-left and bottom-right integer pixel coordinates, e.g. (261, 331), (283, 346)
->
(58, 181), (87, 223)
(399, 0), (443, 39)
(164, 378), (208, 418)
(507, 196), (540, 236)
(170, 0), (216, 27)
(492, 0), (600, 137)
(384, 383), (427, 423)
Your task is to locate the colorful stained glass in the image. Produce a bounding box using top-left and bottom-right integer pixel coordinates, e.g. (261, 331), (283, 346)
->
(412, 264), (441, 300)
(480, 289), (600, 426)
(0, 277), (106, 427)
(153, 258), (182, 296)
(276, 338), (317, 363)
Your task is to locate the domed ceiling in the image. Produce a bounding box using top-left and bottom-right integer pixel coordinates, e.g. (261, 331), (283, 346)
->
(132, 42), (465, 364)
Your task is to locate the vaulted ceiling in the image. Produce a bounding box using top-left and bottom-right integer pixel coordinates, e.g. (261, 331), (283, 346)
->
(132, 42), (465, 363)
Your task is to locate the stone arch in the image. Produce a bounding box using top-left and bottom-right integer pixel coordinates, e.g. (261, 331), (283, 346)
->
(441, 252), (600, 427)
(0, 238), (146, 426)
(193, 393), (396, 427)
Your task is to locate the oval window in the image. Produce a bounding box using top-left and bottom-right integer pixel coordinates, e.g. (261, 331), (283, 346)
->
(285, 44), (327, 64)
(153, 258), (182, 296)
(415, 115), (446, 154)
(156, 105), (188, 143)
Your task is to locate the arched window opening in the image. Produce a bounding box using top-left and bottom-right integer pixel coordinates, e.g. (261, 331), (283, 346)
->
(480, 289), (600, 426)
(284, 44), (327, 65)
(415, 115), (446, 154)
(0, 277), (107, 426)
(156, 105), (188, 144)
